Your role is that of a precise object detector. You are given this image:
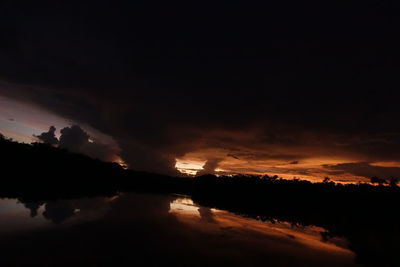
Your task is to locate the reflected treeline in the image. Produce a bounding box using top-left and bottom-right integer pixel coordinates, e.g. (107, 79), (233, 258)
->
(20, 197), (113, 224)
(190, 175), (400, 266)
(1, 136), (400, 266)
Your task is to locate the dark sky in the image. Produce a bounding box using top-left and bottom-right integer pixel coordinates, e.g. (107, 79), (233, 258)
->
(1, 1), (400, 181)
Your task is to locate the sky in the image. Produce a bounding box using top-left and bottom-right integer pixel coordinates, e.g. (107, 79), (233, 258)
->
(1, 1), (400, 182)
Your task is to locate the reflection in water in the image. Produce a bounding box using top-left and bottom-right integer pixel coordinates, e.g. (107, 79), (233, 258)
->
(169, 196), (201, 218)
(0, 194), (358, 266)
(0, 196), (118, 232)
(0, 199), (47, 234)
(169, 196), (353, 258)
(38, 196), (117, 224)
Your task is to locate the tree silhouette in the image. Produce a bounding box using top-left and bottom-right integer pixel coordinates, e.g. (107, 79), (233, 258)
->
(389, 177), (399, 187)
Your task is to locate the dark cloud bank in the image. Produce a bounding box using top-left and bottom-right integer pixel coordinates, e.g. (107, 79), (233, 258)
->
(1, 1), (400, 178)
(35, 125), (119, 162)
(325, 162), (400, 181)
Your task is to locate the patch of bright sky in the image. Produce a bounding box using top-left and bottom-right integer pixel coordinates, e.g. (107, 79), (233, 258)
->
(175, 159), (206, 175)
(0, 95), (72, 142)
(0, 95), (126, 166)
(175, 149), (367, 183)
(0, 95), (119, 146)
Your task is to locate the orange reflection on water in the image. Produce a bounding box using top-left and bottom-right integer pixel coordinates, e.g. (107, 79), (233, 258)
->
(169, 197), (201, 217)
(169, 196), (356, 262)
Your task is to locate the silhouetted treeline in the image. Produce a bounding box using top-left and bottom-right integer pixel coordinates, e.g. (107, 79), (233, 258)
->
(0, 135), (191, 199)
(190, 175), (400, 267)
(1, 136), (400, 266)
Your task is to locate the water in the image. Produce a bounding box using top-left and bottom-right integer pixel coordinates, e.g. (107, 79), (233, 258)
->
(0, 193), (357, 266)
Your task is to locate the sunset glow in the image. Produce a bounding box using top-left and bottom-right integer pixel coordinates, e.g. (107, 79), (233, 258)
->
(1, 1), (400, 266)
(175, 159), (206, 175)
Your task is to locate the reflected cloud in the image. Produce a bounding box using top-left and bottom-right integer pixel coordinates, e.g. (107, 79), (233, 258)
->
(169, 196), (200, 217)
(0, 193), (358, 266)
(169, 197), (353, 258)
(18, 196), (119, 224)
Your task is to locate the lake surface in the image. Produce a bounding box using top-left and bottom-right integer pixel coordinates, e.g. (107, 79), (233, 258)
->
(0, 193), (358, 266)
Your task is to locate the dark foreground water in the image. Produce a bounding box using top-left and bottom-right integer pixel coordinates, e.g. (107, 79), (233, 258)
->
(0, 193), (358, 266)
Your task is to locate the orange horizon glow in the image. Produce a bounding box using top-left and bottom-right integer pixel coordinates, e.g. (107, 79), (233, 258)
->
(1, 95), (395, 184)
(169, 196), (355, 260)
(174, 154), (371, 184)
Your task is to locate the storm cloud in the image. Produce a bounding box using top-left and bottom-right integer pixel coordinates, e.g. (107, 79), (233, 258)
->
(36, 125), (120, 163)
(1, 1), (400, 179)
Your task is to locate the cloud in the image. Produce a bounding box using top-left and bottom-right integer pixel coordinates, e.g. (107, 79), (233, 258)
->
(42, 200), (76, 224)
(1, 2), (400, 177)
(59, 125), (121, 162)
(34, 125), (120, 163)
(59, 125), (90, 150)
(22, 201), (45, 217)
(34, 126), (58, 145)
(197, 159), (222, 176)
(324, 162), (400, 180)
